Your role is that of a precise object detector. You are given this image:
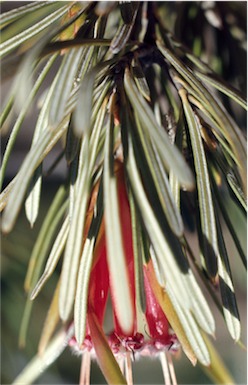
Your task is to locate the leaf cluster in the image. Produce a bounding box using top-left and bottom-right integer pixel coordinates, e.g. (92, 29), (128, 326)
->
(0, 2), (246, 384)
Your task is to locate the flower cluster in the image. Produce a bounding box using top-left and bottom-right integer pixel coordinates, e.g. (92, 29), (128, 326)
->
(68, 161), (180, 383)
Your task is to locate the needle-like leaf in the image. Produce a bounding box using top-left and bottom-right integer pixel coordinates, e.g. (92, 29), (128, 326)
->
(179, 88), (219, 279)
(74, 176), (104, 345)
(103, 94), (134, 335)
(125, 123), (191, 309)
(124, 67), (195, 190)
(2, 112), (70, 234)
(13, 327), (74, 385)
(216, 214), (241, 341)
(59, 135), (90, 322)
(88, 312), (127, 385)
(158, 42), (246, 189)
(30, 216), (69, 300)
(0, 4), (69, 57)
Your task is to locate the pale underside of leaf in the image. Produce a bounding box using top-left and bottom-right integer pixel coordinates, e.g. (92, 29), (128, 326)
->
(1, 4), (69, 57)
(215, 213), (241, 341)
(185, 271), (215, 336)
(195, 71), (247, 110)
(125, 128), (192, 310)
(74, 178), (103, 345)
(0, 54), (57, 191)
(24, 59), (63, 226)
(19, 192), (67, 348)
(158, 42), (246, 190)
(48, 47), (86, 127)
(124, 67), (194, 190)
(129, 189), (147, 314)
(133, 112), (184, 237)
(59, 135), (90, 322)
(73, 58), (115, 137)
(103, 99), (134, 335)
(0, 1), (53, 26)
(31, 216), (69, 300)
(2, 115), (69, 233)
(13, 327), (74, 385)
(180, 88), (219, 279)
(166, 285), (210, 366)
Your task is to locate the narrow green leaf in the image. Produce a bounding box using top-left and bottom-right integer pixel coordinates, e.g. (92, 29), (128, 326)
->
(125, 126), (191, 309)
(59, 135), (90, 322)
(124, 67), (194, 190)
(0, 2), (66, 35)
(24, 61), (65, 225)
(111, 23), (134, 54)
(180, 88), (219, 278)
(210, 146), (246, 213)
(0, 94), (13, 129)
(187, 93), (239, 165)
(186, 271), (215, 336)
(42, 38), (112, 57)
(133, 112), (184, 237)
(0, 54), (57, 191)
(129, 189), (146, 313)
(226, 172), (247, 211)
(210, 167), (247, 267)
(89, 98), (107, 171)
(13, 328), (73, 385)
(169, 110), (185, 210)
(30, 216), (69, 300)
(6, 5), (89, 107)
(158, 42), (246, 189)
(73, 55), (98, 137)
(166, 285), (210, 366)
(74, 178), (103, 345)
(91, 77), (111, 128)
(216, 213), (241, 341)
(103, 96), (134, 335)
(126, 122), (215, 337)
(0, 1), (52, 26)
(74, 58), (114, 137)
(195, 72), (247, 110)
(0, 4), (69, 57)
(24, 186), (67, 292)
(111, 3), (139, 54)
(88, 312), (127, 385)
(49, 47), (85, 127)
(1, 113), (70, 233)
(20, 191), (67, 347)
(132, 59), (151, 101)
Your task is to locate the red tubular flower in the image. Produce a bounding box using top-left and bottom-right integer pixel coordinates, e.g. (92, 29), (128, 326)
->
(70, 160), (179, 382)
